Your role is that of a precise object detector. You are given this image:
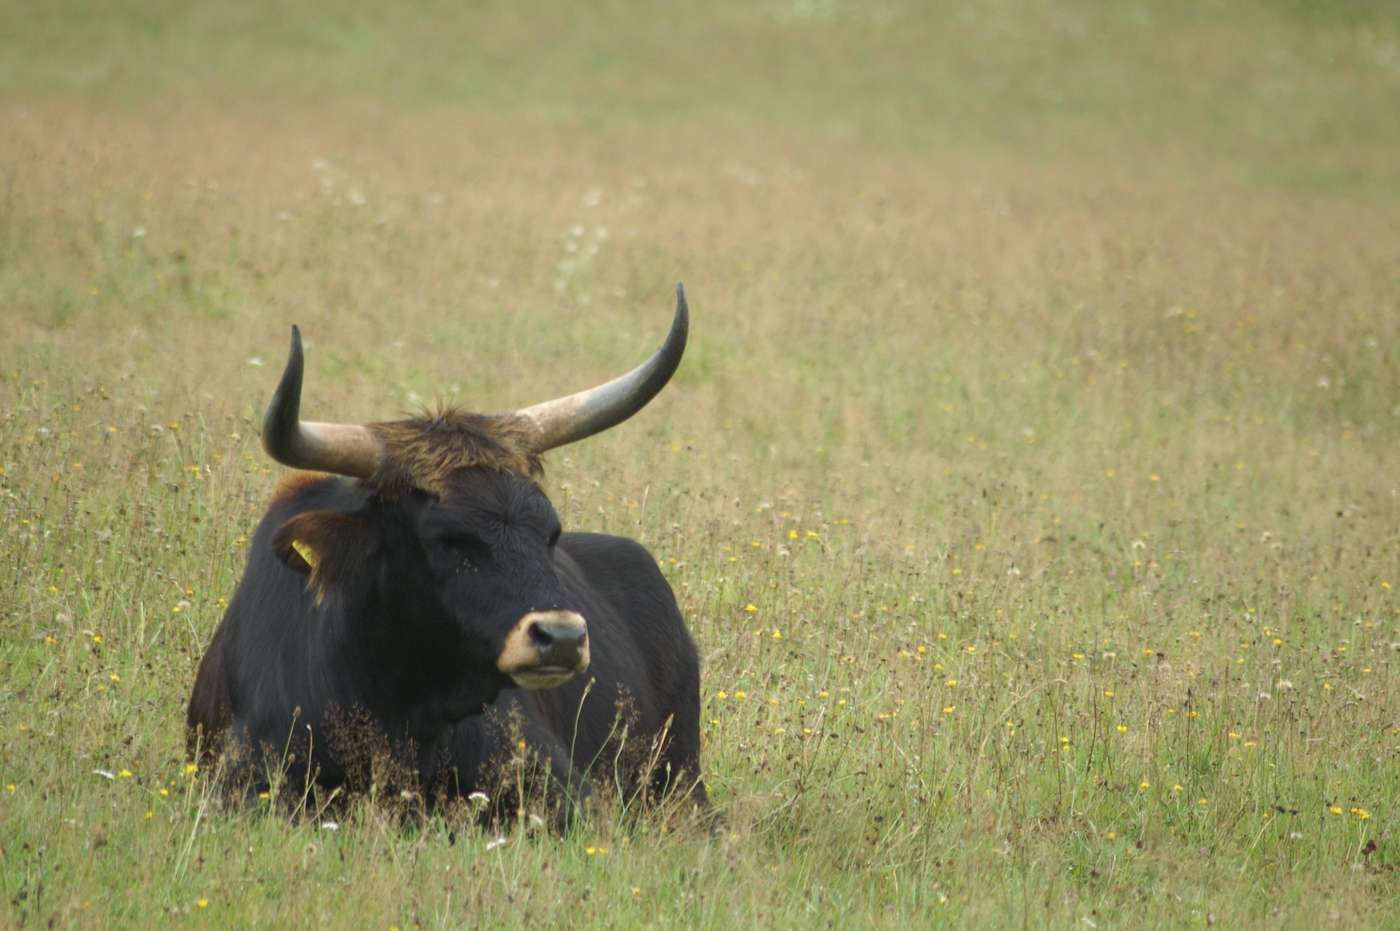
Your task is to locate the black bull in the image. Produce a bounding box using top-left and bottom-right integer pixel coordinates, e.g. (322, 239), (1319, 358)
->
(187, 286), (706, 815)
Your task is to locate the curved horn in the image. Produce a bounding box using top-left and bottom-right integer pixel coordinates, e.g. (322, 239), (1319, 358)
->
(261, 326), (383, 477)
(515, 283), (689, 453)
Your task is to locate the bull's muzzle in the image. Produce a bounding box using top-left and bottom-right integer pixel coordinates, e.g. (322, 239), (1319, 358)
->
(497, 610), (590, 690)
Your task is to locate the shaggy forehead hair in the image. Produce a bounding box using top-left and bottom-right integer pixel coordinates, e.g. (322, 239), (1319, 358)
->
(366, 408), (543, 496)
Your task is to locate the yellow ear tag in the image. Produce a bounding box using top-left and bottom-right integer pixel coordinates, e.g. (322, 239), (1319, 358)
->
(290, 539), (319, 570)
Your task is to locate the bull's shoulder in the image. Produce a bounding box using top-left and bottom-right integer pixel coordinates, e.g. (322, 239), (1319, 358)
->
(555, 531), (662, 574)
(186, 621), (234, 760)
(554, 532), (677, 605)
(553, 532), (685, 638)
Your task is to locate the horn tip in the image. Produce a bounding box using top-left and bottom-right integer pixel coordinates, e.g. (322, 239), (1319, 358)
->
(673, 283), (689, 329)
(287, 325), (305, 367)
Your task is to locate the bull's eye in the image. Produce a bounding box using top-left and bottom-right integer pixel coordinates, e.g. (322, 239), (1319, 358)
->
(430, 530), (490, 576)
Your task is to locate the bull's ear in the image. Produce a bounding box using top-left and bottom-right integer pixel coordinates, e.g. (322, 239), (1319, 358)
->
(273, 511), (376, 595)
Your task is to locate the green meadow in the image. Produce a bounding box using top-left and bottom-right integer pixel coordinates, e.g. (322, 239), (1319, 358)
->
(2, 1), (1398, 927)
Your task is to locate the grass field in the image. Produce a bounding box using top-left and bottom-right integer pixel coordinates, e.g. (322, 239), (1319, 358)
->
(3, 1), (1399, 927)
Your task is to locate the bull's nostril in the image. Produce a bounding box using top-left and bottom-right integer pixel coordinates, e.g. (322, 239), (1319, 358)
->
(527, 618), (586, 662)
(531, 621), (584, 651)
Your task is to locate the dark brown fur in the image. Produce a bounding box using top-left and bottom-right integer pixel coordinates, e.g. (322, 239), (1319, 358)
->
(271, 470), (335, 506)
(368, 409), (541, 496)
(272, 510), (378, 603)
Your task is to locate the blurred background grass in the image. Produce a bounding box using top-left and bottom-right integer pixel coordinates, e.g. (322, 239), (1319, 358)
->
(6, 0), (1400, 195)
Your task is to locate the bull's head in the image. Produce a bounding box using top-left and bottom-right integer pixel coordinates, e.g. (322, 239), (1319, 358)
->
(259, 285), (688, 705)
